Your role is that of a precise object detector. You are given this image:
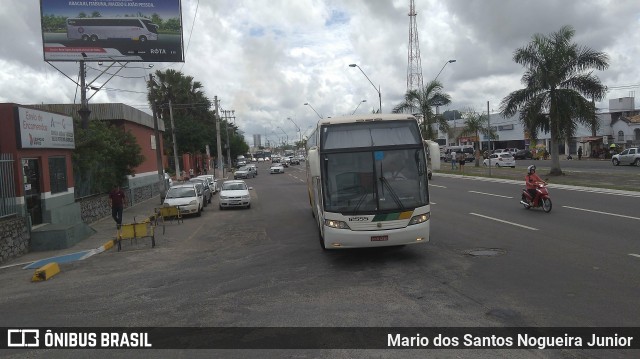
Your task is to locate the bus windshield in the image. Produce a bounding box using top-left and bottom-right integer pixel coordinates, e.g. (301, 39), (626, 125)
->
(322, 148), (428, 214)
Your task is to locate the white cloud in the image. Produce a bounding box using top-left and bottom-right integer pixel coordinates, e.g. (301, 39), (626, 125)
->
(2, 0), (639, 143)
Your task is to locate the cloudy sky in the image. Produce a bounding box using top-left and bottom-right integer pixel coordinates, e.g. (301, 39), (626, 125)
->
(2, 0), (639, 146)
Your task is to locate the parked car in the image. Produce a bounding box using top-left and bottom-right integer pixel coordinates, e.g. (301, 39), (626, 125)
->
(189, 180), (211, 206)
(514, 149), (533, 160)
(483, 153), (516, 168)
(196, 174), (219, 194)
(219, 180), (252, 209)
(247, 163), (258, 175)
(612, 147), (640, 166)
(506, 148), (519, 156)
(234, 166), (255, 179)
(163, 184), (202, 217)
(270, 163), (285, 174)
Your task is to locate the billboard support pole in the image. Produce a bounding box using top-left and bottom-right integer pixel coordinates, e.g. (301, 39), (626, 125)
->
(78, 59), (91, 129)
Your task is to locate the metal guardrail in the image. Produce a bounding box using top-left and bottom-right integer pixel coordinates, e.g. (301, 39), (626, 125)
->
(0, 154), (17, 218)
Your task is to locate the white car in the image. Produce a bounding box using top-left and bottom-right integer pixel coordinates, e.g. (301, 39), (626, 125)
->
(483, 153), (516, 168)
(234, 166), (255, 179)
(219, 180), (252, 209)
(163, 184), (203, 217)
(270, 164), (285, 174)
(196, 174), (219, 193)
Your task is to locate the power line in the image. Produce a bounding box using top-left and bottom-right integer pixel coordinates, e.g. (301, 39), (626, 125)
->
(180, 0), (200, 72)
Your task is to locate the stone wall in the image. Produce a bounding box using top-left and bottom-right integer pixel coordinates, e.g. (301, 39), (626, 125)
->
(79, 183), (158, 224)
(0, 216), (30, 264)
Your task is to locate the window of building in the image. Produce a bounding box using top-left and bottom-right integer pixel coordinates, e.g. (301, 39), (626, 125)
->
(49, 157), (68, 194)
(635, 128), (640, 141)
(617, 130), (624, 142)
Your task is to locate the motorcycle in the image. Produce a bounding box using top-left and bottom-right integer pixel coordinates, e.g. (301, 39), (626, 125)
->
(520, 182), (552, 212)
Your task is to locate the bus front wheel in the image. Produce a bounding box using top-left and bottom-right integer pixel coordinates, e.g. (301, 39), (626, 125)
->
(81, 34), (89, 41)
(90, 35), (98, 42)
(139, 36), (147, 43)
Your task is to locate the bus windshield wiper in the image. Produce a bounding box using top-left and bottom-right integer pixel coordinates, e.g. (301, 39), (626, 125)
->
(379, 176), (404, 210)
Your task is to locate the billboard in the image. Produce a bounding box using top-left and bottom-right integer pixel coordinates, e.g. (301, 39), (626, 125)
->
(17, 107), (75, 149)
(40, 0), (183, 62)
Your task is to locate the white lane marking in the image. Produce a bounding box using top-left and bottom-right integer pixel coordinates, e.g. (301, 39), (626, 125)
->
(562, 206), (640, 221)
(629, 254), (640, 259)
(430, 184), (447, 188)
(468, 190), (513, 199)
(470, 213), (538, 231)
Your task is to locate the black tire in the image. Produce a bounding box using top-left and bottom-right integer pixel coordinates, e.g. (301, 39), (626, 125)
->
(635, 159), (640, 167)
(139, 35), (147, 43)
(612, 158), (619, 166)
(196, 208), (202, 217)
(247, 203), (251, 209)
(90, 34), (98, 42)
(219, 205), (223, 210)
(81, 34), (89, 41)
(521, 194), (531, 209)
(542, 198), (552, 213)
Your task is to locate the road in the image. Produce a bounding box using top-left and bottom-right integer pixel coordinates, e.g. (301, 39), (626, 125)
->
(0, 161), (638, 358)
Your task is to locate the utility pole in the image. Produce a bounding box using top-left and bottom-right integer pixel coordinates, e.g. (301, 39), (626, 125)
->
(214, 96), (224, 179)
(223, 110), (232, 170)
(78, 59), (91, 129)
(149, 73), (165, 202)
(487, 101), (492, 177)
(168, 100), (180, 178)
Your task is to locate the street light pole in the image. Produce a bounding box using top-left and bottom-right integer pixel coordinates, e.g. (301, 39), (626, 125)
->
(278, 127), (288, 147)
(435, 59), (456, 81)
(288, 117), (301, 149)
(352, 99), (366, 115)
(349, 64), (381, 113)
(304, 102), (323, 119)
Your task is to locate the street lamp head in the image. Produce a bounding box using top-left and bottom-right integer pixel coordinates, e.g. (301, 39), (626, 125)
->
(304, 102), (309, 105)
(448, 59), (456, 63)
(348, 64), (357, 67)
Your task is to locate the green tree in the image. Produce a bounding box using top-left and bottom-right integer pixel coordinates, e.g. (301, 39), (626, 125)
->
(73, 119), (144, 195)
(458, 110), (495, 166)
(500, 25), (608, 175)
(147, 69), (214, 156)
(392, 79), (451, 140)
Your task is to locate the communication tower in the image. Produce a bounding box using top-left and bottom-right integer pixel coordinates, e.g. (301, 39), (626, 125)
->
(407, 0), (424, 92)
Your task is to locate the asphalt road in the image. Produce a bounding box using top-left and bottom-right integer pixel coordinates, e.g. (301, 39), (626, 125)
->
(1, 161), (638, 358)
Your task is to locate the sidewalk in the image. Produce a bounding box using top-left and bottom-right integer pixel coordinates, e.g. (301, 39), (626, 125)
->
(1, 195), (165, 269)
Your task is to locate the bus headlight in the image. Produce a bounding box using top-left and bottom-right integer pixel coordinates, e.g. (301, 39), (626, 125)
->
(408, 212), (430, 226)
(324, 219), (351, 229)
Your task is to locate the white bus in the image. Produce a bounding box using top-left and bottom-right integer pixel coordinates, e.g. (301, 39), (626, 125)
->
(306, 114), (431, 250)
(66, 17), (159, 42)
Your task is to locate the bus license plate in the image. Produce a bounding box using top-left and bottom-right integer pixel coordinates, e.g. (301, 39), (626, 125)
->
(371, 235), (388, 241)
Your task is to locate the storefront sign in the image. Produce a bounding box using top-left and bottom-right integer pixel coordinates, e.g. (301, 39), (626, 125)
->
(17, 107), (75, 149)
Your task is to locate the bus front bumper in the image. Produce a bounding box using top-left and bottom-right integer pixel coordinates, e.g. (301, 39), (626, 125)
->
(322, 221), (430, 249)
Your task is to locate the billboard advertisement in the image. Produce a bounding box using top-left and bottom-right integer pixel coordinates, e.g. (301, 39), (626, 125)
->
(40, 0), (183, 62)
(17, 107), (75, 149)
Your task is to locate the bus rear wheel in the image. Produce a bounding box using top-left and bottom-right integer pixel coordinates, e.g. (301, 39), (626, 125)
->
(90, 35), (98, 42)
(139, 36), (147, 43)
(81, 34), (89, 41)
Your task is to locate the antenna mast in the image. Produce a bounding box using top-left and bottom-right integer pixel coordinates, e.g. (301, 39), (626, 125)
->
(407, 0), (424, 92)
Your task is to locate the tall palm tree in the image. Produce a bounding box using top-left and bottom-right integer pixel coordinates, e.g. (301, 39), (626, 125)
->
(392, 80), (451, 140)
(459, 110), (494, 167)
(500, 25), (608, 175)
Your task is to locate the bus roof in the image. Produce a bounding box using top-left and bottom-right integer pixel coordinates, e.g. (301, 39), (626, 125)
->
(316, 114), (416, 126)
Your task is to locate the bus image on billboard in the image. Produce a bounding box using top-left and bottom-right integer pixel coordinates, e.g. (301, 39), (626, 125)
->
(66, 17), (159, 43)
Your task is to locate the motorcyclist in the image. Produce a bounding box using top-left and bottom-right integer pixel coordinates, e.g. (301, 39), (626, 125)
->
(525, 165), (545, 204)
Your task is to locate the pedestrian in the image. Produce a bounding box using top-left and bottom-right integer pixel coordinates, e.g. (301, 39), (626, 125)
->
(578, 146), (583, 160)
(450, 150), (457, 170)
(109, 184), (126, 229)
(458, 152), (465, 173)
(189, 168), (194, 178)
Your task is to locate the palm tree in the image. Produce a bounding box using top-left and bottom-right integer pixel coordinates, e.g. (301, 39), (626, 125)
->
(500, 25), (608, 175)
(392, 80), (451, 140)
(459, 110), (494, 166)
